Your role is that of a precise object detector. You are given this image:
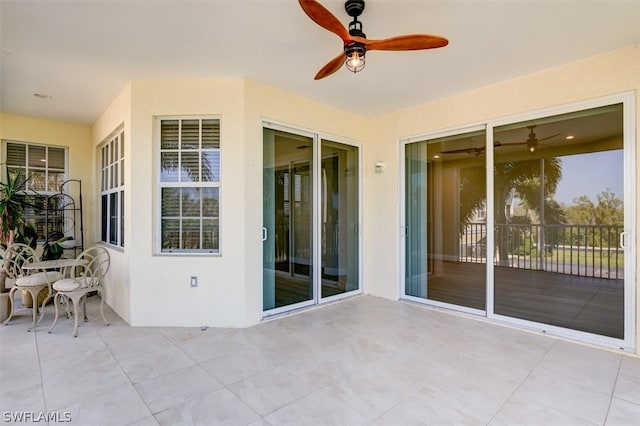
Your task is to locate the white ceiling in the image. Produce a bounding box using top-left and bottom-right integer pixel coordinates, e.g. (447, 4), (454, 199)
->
(1, 0), (639, 126)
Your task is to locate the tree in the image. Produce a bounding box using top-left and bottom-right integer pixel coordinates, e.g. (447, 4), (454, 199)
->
(564, 189), (623, 248)
(595, 189), (623, 225)
(565, 189), (623, 226)
(460, 157), (564, 265)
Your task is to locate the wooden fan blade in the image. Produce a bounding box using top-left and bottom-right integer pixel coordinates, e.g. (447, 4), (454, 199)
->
(314, 53), (346, 80)
(359, 34), (449, 51)
(441, 147), (478, 154)
(441, 141), (501, 155)
(299, 0), (351, 43)
(537, 133), (561, 143)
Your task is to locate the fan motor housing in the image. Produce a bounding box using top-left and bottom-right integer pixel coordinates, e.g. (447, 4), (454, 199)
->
(345, 0), (365, 17)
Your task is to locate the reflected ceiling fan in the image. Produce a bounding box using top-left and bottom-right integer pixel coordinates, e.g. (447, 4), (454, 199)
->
(506, 125), (561, 153)
(298, 0), (449, 80)
(439, 142), (502, 156)
(440, 126), (561, 156)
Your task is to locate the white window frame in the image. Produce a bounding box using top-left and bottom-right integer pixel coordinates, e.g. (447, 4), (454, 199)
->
(99, 128), (125, 247)
(156, 116), (221, 255)
(2, 139), (68, 241)
(3, 140), (68, 192)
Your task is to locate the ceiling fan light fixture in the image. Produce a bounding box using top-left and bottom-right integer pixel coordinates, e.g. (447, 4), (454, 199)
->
(345, 42), (366, 73)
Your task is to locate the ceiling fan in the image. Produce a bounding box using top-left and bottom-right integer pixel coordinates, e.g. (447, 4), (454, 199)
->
(506, 125), (561, 153)
(298, 0), (449, 80)
(440, 126), (560, 156)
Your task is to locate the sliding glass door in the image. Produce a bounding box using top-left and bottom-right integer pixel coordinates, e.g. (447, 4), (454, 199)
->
(403, 95), (634, 347)
(404, 128), (487, 312)
(493, 103), (627, 339)
(321, 140), (359, 299)
(263, 126), (360, 314)
(263, 128), (314, 311)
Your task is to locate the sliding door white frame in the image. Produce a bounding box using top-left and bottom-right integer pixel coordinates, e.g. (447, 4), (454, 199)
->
(262, 120), (363, 318)
(399, 92), (636, 351)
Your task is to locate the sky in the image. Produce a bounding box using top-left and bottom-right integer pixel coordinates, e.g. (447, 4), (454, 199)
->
(553, 150), (624, 206)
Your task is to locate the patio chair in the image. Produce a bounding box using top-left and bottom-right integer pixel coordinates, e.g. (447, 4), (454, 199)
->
(2, 243), (63, 330)
(48, 246), (110, 337)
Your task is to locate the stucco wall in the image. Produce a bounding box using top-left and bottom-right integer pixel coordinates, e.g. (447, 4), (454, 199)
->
(0, 112), (92, 200)
(91, 83), (132, 322)
(0, 112), (92, 254)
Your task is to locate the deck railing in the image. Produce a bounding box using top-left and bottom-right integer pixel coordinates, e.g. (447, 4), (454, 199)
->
(459, 223), (624, 279)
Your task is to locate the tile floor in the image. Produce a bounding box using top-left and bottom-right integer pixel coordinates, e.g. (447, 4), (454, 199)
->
(1, 295), (639, 425)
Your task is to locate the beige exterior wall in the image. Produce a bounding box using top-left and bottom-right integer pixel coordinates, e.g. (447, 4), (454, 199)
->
(0, 112), (92, 196)
(91, 83), (132, 321)
(0, 112), (92, 254)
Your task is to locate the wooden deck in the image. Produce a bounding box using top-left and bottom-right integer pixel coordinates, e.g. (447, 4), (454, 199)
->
(271, 273), (344, 309)
(268, 261), (624, 339)
(427, 261), (624, 339)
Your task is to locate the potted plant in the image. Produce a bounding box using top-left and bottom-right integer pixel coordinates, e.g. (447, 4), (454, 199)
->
(0, 169), (34, 322)
(42, 232), (73, 261)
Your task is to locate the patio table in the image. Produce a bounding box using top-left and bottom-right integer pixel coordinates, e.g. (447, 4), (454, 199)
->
(21, 258), (88, 327)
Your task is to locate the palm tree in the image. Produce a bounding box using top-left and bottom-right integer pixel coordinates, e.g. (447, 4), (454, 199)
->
(460, 157), (564, 266)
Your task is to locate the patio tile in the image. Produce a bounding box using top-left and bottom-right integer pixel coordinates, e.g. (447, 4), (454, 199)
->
(248, 419), (272, 426)
(285, 335), (392, 388)
(320, 359), (417, 420)
(103, 332), (176, 362)
(264, 391), (370, 426)
(135, 364), (223, 414)
(42, 360), (131, 410)
(412, 355), (528, 424)
(34, 331), (109, 361)
(619, 355), (640, 379)
(0, 382), (46, 414)
(200, 348), (277, 386)
(372, 383), (485, 425)
(0, 354), (41, 395)
(163, 328), (251, 363)
(154, 388), (260, 426)
(3, 295), (640, 425)
(488, 394), (595, 426)
(613, 373), (640, 405)
(536, 339), (622, 394)
(512, 367), (611, 424)
(58, 383), (151, 426)
(605, 398), (640, 426)
(130, 416), (161, 426)
(118, 346), (195, 384)
(227, 368), (316, 416)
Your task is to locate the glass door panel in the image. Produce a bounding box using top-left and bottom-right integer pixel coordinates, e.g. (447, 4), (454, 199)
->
(493, 104), (625, 338)
(320, 140), (359, 299)
(263, 128), (314, 311)
(405, 129), (487, 310)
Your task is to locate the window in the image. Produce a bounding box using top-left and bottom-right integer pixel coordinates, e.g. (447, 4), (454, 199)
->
(3, 140), (67, 240)
(158, 117), (220, 253)
(100, 129), (125, 247)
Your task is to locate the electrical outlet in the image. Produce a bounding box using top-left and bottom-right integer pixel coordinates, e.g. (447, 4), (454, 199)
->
(190, 276), (198, 288)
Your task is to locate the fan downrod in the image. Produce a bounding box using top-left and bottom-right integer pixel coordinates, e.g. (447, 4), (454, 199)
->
(345, 0), (366, 38)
